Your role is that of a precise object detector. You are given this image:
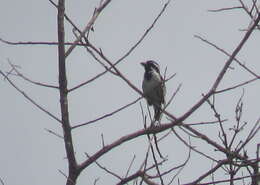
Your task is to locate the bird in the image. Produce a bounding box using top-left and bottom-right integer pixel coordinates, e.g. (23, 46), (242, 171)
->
(141, 60), (166, 122)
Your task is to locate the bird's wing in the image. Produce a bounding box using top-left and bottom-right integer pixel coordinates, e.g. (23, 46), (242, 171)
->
(156, 81), (166, 105)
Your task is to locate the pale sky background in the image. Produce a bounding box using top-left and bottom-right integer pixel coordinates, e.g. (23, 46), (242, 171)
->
(0, 0), (259, 185)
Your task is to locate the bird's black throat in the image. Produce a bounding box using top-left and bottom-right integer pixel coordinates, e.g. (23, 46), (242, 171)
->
(144, 71), (153, 81)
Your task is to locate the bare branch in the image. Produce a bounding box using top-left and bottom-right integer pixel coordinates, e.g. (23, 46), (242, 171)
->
(58, 169), (75, 185)
(43, 0), (172, 96)
(85, 152), (122, 180)
(68, 66), (115, 93)
(194, 174), (260, 185)
(228, 91), (245, 149)
(7, 60), (59, 89)
(114, 0), (172, 66)
(147, 133), (165, 185)
(0, 70), (61, 123)
(205, 96), (228, 148)
(125, 155), (136, 178)
(93, 178), (100, 185)
(65, 0), (112, 57)
(57, 1), (78, 184)
(0, 38), (85, 46)
(237, 0), (260, 30)
(237, 118), (260, 153)
(44, 128), (64, 139)
(0, 177), (4, 185)
(69, 0), (172, 93)
(71, 27), (118, 77)
(172, 128), (218, 162)
(72, 97), (142, 129)
(177, 14), (260, 153)
(142, 176), (160, 185)
(194, 35), (260, 78)
(183, 159), (229, 185)
(164, 138), (191, 184)
(117, 158), (167, 185)
(187, 119), (228, 126)
(215, 77), (259, 94)
(208, 6), (243, 12)
(78, 121), (184, 172)
(2, 1), (259, 185)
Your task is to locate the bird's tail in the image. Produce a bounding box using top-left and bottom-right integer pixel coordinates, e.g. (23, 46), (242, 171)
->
(154, 106), (162, 121)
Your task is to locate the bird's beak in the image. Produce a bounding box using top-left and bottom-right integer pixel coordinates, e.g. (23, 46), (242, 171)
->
(140, 62), (146, 67)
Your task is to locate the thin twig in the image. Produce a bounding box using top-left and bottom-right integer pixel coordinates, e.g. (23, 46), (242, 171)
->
(228, 90), (245, 149)
(194, 35), (260, 78)
(147, 133), (165, 185)
(78, 11), (260, 175)
(65, 0), (112, 57)
(0, 38), (85, 46)
(117, 160), (166, 185)
(72, 27), (117, 76)
(153, 133), (165, 159)
(0, 70), (62, 123)
(193, 174), (259, 185)
(164, 138), (191, 185)
(178, 13), (260, 158)
(172, 128), (218, 162)
(238, 0), (260, 30)
(125, 155), (136, 178)
(85, 152), (122, 180)
(208, 6), (243, 12)
(215, 77), (259, 94)
(68, 66), (115, 92)
(44, 128), (64, 139)
(101, 133), (105, 148)
(187, 119), (228, 126)
(183, 159), (229, 185)
(93, 178), (100, 185)
(7, 60), (59, 89)
(58, 169), (68, 179)
(114, 0), (172, 67)
(237, 117), (260, 153)
(69, 0), (173, 93)
(205, 96), (228, 148)
(0, 177), (4, 185)
(72, 97), (142, 129)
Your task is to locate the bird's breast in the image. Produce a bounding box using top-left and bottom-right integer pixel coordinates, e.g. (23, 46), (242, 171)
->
(142, 72), (161, 94)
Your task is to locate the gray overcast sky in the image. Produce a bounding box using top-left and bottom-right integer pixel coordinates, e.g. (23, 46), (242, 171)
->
(0, 0), (259, 185)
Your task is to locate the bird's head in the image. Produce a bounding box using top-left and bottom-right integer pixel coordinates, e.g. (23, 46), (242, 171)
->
(141, 60), (160, 73)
